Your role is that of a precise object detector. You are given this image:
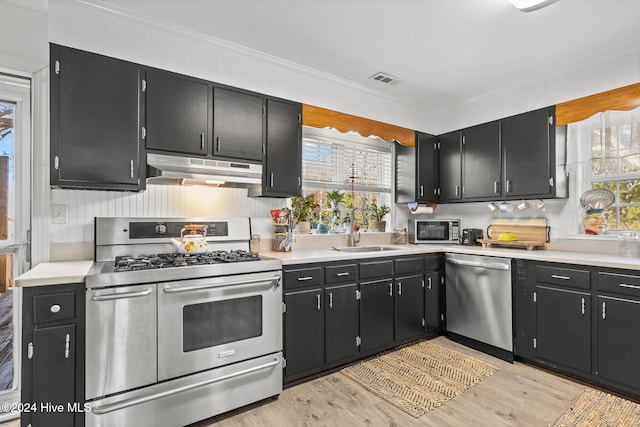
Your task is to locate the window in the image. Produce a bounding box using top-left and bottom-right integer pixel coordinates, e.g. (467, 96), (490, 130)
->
(300, 126), (393, 231)
(590, 121), (640, 229)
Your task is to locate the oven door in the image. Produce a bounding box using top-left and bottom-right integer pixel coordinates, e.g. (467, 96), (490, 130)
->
(157, 271), (282, 381)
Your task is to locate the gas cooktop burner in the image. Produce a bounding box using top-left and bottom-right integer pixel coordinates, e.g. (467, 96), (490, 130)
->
(114, 250), (260, 272)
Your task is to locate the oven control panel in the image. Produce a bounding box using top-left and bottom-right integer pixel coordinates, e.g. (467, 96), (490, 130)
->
(129, 221), (229, 239)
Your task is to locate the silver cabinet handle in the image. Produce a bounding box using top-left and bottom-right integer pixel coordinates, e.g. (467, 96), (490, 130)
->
(455, 185), (460, 197)
(506, 180), (512, 193)
(163, 276), (280, 294)
(216, 136), (221, 152)
(551, 274), (571, 280)
(316, 293), (321, 310)
(50, 304), (61, 313)
(336, 272), (350, 277)
(427, 276), (432, 290)
(298, 177), (301, 188)
(54, 155), (59, 170)
(493, 181), (498, 194)
(602, 301), (606, 319)
(581, 297), (585, 315)
(130, 160), (134, 178)
(398, 281), (402, 296)
(28, 342), (33, 359)
(388, 283), (393, 297)
(619, 283), (640, 290)
(91, 357), (281, 415)
(64, 333), (70, 359)
(329, 292), (333, 309)
(200, 133), (205, 151)
(270, 172), (274, 188)
(92, 288), (152, 301)
(420, 185), (424, 197)
(297, 276), (314, 281)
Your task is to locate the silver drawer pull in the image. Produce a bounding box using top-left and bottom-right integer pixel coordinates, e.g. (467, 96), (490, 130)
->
(335, 272), (350, 277)
(316, 294), (321, 310)
(581, 298), (585, 315)
(619, 283), (640, 290)
(602, 301), (606, 320)
(551, 274), (571, 280)
(92, 289), (152, 301)
(297, 276), (314, 281)
(64, 334), (70, 359)
(50, 304), (61, 313)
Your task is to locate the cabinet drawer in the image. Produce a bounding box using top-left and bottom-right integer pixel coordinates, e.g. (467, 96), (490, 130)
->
(284, 267), (323, 289)
(424, 254), (442, 271)
(359, 260), (394, 280)
(599, 272), (640, 297)
(325, 264), (357, 284)
(33, 292), (76, 324)
(535, 265), (590, 290)
(394, 257), (424, 275)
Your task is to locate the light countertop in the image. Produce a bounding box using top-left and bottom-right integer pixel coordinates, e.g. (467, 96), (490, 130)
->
(262, 244), (640, 271)
(14, 260), (94, 288)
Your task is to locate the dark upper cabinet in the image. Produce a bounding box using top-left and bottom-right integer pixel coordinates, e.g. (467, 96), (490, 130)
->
(262, 98), (302, 197)
(417, 132), (438, 202)
(437, 131), (462, 201)
(50, 44), (144, 191)
(212, 86), (264, 162)
(144, 69), (209, 156)
(502, 106), (555, 198)
(462, 121), (501, 200)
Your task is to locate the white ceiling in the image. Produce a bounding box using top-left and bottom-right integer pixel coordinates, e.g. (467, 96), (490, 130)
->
(65, 0), (640, 110)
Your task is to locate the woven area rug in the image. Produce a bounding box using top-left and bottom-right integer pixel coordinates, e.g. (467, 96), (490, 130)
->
(340, 341), (498, 417)
(551, 389), (640, 427)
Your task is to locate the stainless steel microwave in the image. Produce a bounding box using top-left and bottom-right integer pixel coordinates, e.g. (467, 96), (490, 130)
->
(408, 219), (460, 244)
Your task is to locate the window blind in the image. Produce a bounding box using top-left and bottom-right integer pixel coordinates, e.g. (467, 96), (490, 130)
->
(302, 135), (392, 193)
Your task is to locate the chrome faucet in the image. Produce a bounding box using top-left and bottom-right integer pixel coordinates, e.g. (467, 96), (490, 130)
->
(349, 198), (369, 247)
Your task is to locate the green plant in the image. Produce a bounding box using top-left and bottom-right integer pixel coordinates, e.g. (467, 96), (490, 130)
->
(370, 203), (390, 222)
(291, 195), (317, 222)
(326, 190), (346, 206)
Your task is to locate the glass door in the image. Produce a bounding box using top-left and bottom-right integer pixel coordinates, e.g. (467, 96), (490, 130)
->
(0, 73), (31, 420)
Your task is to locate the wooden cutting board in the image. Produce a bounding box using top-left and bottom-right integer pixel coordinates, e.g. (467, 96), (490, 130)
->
(486, 218), (549, 243)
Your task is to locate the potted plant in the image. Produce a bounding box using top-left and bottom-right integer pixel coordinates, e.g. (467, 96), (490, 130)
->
(291, 195), (317, 234)
(369, 203), (390, 232)
(326, 190), (346, 232)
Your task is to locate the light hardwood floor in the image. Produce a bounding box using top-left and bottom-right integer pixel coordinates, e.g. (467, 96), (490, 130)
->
(0, 336), (599, 427)
(191, 336), (589, 427)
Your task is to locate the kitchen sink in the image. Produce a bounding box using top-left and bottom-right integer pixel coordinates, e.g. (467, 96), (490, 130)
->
(332, 245), (405, 253)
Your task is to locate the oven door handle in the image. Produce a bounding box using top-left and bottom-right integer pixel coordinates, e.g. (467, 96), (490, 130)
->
(90, 356), (281, 415)
(90, 288), (153, 301)
(162, 275), (281, 294)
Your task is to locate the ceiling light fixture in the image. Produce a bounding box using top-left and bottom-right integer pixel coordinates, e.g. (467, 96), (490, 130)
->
(507, 0), (559, 12)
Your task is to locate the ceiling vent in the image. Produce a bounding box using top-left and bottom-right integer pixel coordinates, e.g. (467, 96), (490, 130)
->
(369, 72), (399, 85)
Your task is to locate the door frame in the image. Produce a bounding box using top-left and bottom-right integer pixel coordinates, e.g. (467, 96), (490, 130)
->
(0, 72), (32, 420)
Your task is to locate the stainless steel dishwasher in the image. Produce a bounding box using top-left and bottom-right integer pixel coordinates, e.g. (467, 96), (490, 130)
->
(445, 253), (513, 361)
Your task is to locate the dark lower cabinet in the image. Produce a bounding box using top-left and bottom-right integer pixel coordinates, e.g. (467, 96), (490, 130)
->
(22, 284), (85, 427)
(536, 286), (591, 373)
(424, 271), (442, 332)
(360, 278), (395, 353)
(325, 284), (359, 364)
(597, 295), (640, 390)
(513, 283), (536, 359)
(283, 288), (324, 381)
(394, 274), (424, 342)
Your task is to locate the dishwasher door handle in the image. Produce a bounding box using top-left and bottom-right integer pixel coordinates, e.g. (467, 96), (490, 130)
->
(446, 258), (510, 271)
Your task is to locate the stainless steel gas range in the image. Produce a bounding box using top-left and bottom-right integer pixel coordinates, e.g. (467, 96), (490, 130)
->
(84, 217), (283, 427)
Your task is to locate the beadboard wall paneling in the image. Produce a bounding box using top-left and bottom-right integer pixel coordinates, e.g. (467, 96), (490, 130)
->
(49, 186), (285, 244)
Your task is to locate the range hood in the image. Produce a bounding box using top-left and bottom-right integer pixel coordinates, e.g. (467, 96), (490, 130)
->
(146, 153), (262, 188)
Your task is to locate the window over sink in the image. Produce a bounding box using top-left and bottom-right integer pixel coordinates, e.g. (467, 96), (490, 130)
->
(298, 126), (393, 232)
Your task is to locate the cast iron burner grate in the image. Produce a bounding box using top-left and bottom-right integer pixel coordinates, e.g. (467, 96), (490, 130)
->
(114, 250), (260, 272)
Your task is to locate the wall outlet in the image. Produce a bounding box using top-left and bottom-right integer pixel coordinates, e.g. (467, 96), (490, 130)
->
(51, 204), (68, 224)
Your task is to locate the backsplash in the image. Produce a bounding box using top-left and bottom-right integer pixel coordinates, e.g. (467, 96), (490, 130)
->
(50, 186), (286, 244)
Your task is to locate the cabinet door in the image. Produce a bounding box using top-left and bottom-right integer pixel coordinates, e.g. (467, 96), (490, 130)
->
(438, 131), (462, 201)
(514, 284), (536, 359)
(212, 86), (264, 161)
(145, 69), (209, 155)
(325, 284), (359, 364)
(50, 45), (142, 190)
(32, 324), (76, 427)
(263, 99), (302, 197)
(598, 296), (640, 390)
(395, 274), (424, 342)
(424, 271), (442, 332)
(536, 286), (591, 373)
(462, 121), (501, 199)
(416, 132), (438, 202)
(502, 106), (554, 198)
(284, 289), (324, 381)
(360, 279), (394, 352)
